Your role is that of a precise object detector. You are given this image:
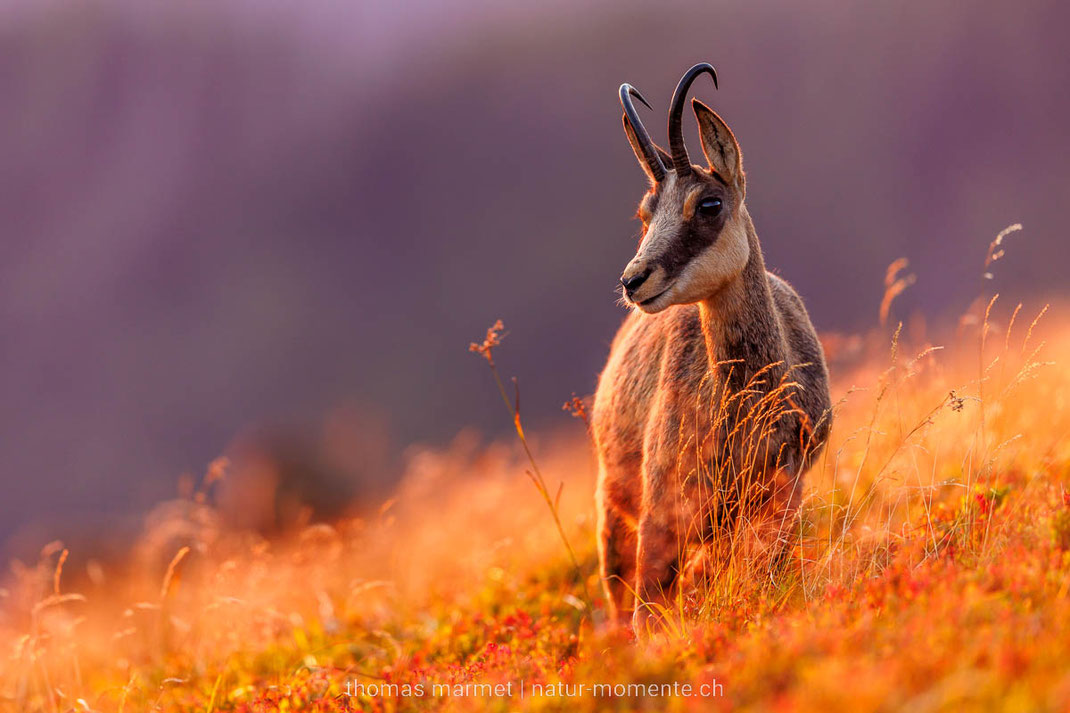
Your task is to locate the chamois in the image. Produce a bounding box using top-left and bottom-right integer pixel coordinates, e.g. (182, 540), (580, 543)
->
(592, 64), (832, 631)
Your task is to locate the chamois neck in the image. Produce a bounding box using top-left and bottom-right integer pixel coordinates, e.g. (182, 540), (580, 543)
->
(697, 210), (786, 385)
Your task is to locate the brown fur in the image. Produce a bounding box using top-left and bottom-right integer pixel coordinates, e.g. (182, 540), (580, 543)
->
(595, 94), (832, 631)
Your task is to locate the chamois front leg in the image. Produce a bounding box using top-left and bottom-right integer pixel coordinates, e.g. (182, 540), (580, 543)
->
(632, 431), (688, 635)
(596, 473), (638, 626)
(633, 502), (682, 634)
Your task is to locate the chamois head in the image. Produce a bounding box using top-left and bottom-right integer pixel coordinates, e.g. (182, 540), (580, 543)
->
(618, 63), (749, 314)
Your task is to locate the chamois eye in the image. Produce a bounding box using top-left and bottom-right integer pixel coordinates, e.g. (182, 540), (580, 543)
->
(698, 198), (723, 217)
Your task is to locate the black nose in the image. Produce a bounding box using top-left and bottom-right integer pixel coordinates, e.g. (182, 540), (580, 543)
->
(620, 268), (652, 296)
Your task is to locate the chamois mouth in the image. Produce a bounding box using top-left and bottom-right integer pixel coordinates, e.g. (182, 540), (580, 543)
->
(638, 288), (669, 306)
(633, 284), (674, 312)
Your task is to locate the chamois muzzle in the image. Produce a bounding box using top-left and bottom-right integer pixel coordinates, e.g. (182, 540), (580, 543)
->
(668, 63), (719, 176)
(620, 267), (652, 298)
(620, 84), (666, 182)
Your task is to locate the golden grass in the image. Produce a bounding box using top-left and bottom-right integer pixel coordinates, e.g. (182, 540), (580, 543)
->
(3, 261), (1070, 711)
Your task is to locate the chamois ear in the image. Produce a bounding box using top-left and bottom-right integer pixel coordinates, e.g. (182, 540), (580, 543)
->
(622, 114), (672, 185)
(693, 99), (745, 194)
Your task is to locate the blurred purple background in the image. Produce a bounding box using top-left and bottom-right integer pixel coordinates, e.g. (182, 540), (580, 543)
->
(2, 0), (1067, 553)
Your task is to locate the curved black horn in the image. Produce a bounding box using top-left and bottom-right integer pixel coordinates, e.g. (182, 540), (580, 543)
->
(620, 84), (666, 182)
(668, 63), (718, 176)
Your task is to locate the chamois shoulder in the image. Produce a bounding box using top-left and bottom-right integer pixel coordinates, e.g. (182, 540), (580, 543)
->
(767, 271), (822, 356)
(766, 270), (831, 414)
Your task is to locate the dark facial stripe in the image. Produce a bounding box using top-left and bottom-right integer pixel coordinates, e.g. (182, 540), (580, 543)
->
(654, 208), (729, 281)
